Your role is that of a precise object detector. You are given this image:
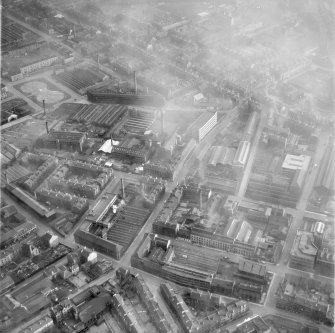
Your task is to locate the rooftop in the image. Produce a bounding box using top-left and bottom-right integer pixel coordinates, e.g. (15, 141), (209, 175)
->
(291, 231), (317, 258)
(236, 315), (271, 333)
(282, 154), (311, 170)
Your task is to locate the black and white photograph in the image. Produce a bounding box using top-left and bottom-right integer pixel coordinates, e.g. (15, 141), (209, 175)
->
(0, 0), (334, 332)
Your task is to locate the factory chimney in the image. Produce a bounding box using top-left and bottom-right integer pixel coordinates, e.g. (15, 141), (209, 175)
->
(43, 99), (46, 116)
(120, 178), (125, 199)
(133, 71), (137, 95)
(199, 189), (203, 210)
(46, 121), (49, 134)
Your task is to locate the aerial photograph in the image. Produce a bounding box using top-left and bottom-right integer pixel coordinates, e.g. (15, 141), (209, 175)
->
(0, 0), (334, 332)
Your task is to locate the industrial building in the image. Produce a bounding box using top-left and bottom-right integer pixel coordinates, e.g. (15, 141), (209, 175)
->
(21, 315), (54, 333)
(75, 181), (163, 259)
(132, 233), (269, 303)
(290, 231), (318, 271)
(36, 131), (87, 152)
(5, 184), (56, 219)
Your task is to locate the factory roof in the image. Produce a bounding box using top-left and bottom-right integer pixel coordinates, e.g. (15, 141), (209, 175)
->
(208, 146), (236, 167)
(233, 141), (250, 166)
(315, 143), (335, 191)
(238, 259), (267, 277)
(8, 185), (55, 218)
(236, 315), (271, 333)
(282, 154), (311, 170)
(291, 231), (318, 258)
(22, 315), (54, 333)
(47, 131), (86, 142)
(87, 193), (117, 222)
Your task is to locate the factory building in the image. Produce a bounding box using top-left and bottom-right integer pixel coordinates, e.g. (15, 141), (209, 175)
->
(21, 315), (54, 333)
(132, 234), (268, 303)
(290, 231), (317, 271)
(36, 131), (87, 152)
(5, 184), (55, 219)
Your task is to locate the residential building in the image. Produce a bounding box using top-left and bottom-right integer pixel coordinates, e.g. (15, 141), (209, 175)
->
(276, 274), (333, 325)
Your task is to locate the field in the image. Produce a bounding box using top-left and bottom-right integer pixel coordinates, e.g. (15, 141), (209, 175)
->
(14, 77), (70, 107)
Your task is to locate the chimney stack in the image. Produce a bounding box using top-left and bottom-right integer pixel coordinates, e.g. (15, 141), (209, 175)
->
(121, 178), (125, 199)
(43, 100), (46, 116)
(199, 189), (202, 210)
(134, 71), (137, 95)
(46, 121), (49, 134)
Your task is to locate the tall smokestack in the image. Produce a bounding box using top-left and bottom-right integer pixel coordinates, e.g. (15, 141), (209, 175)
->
(43, 100), (46, 116)
(46, 121), (49, 134)
(73, 24), (76, 38)
(133, 71), (137, 95)
(199, 189), (202, 210)
(121, 178), (125, 199)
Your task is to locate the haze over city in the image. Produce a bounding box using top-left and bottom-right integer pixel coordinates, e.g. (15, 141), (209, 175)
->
(0, 0), (334, 333)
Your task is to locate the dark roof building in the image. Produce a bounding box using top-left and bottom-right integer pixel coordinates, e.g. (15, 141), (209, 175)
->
(236, 315), (271, 333)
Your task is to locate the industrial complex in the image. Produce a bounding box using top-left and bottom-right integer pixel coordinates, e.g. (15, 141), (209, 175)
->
(0, 0), (334, 332)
